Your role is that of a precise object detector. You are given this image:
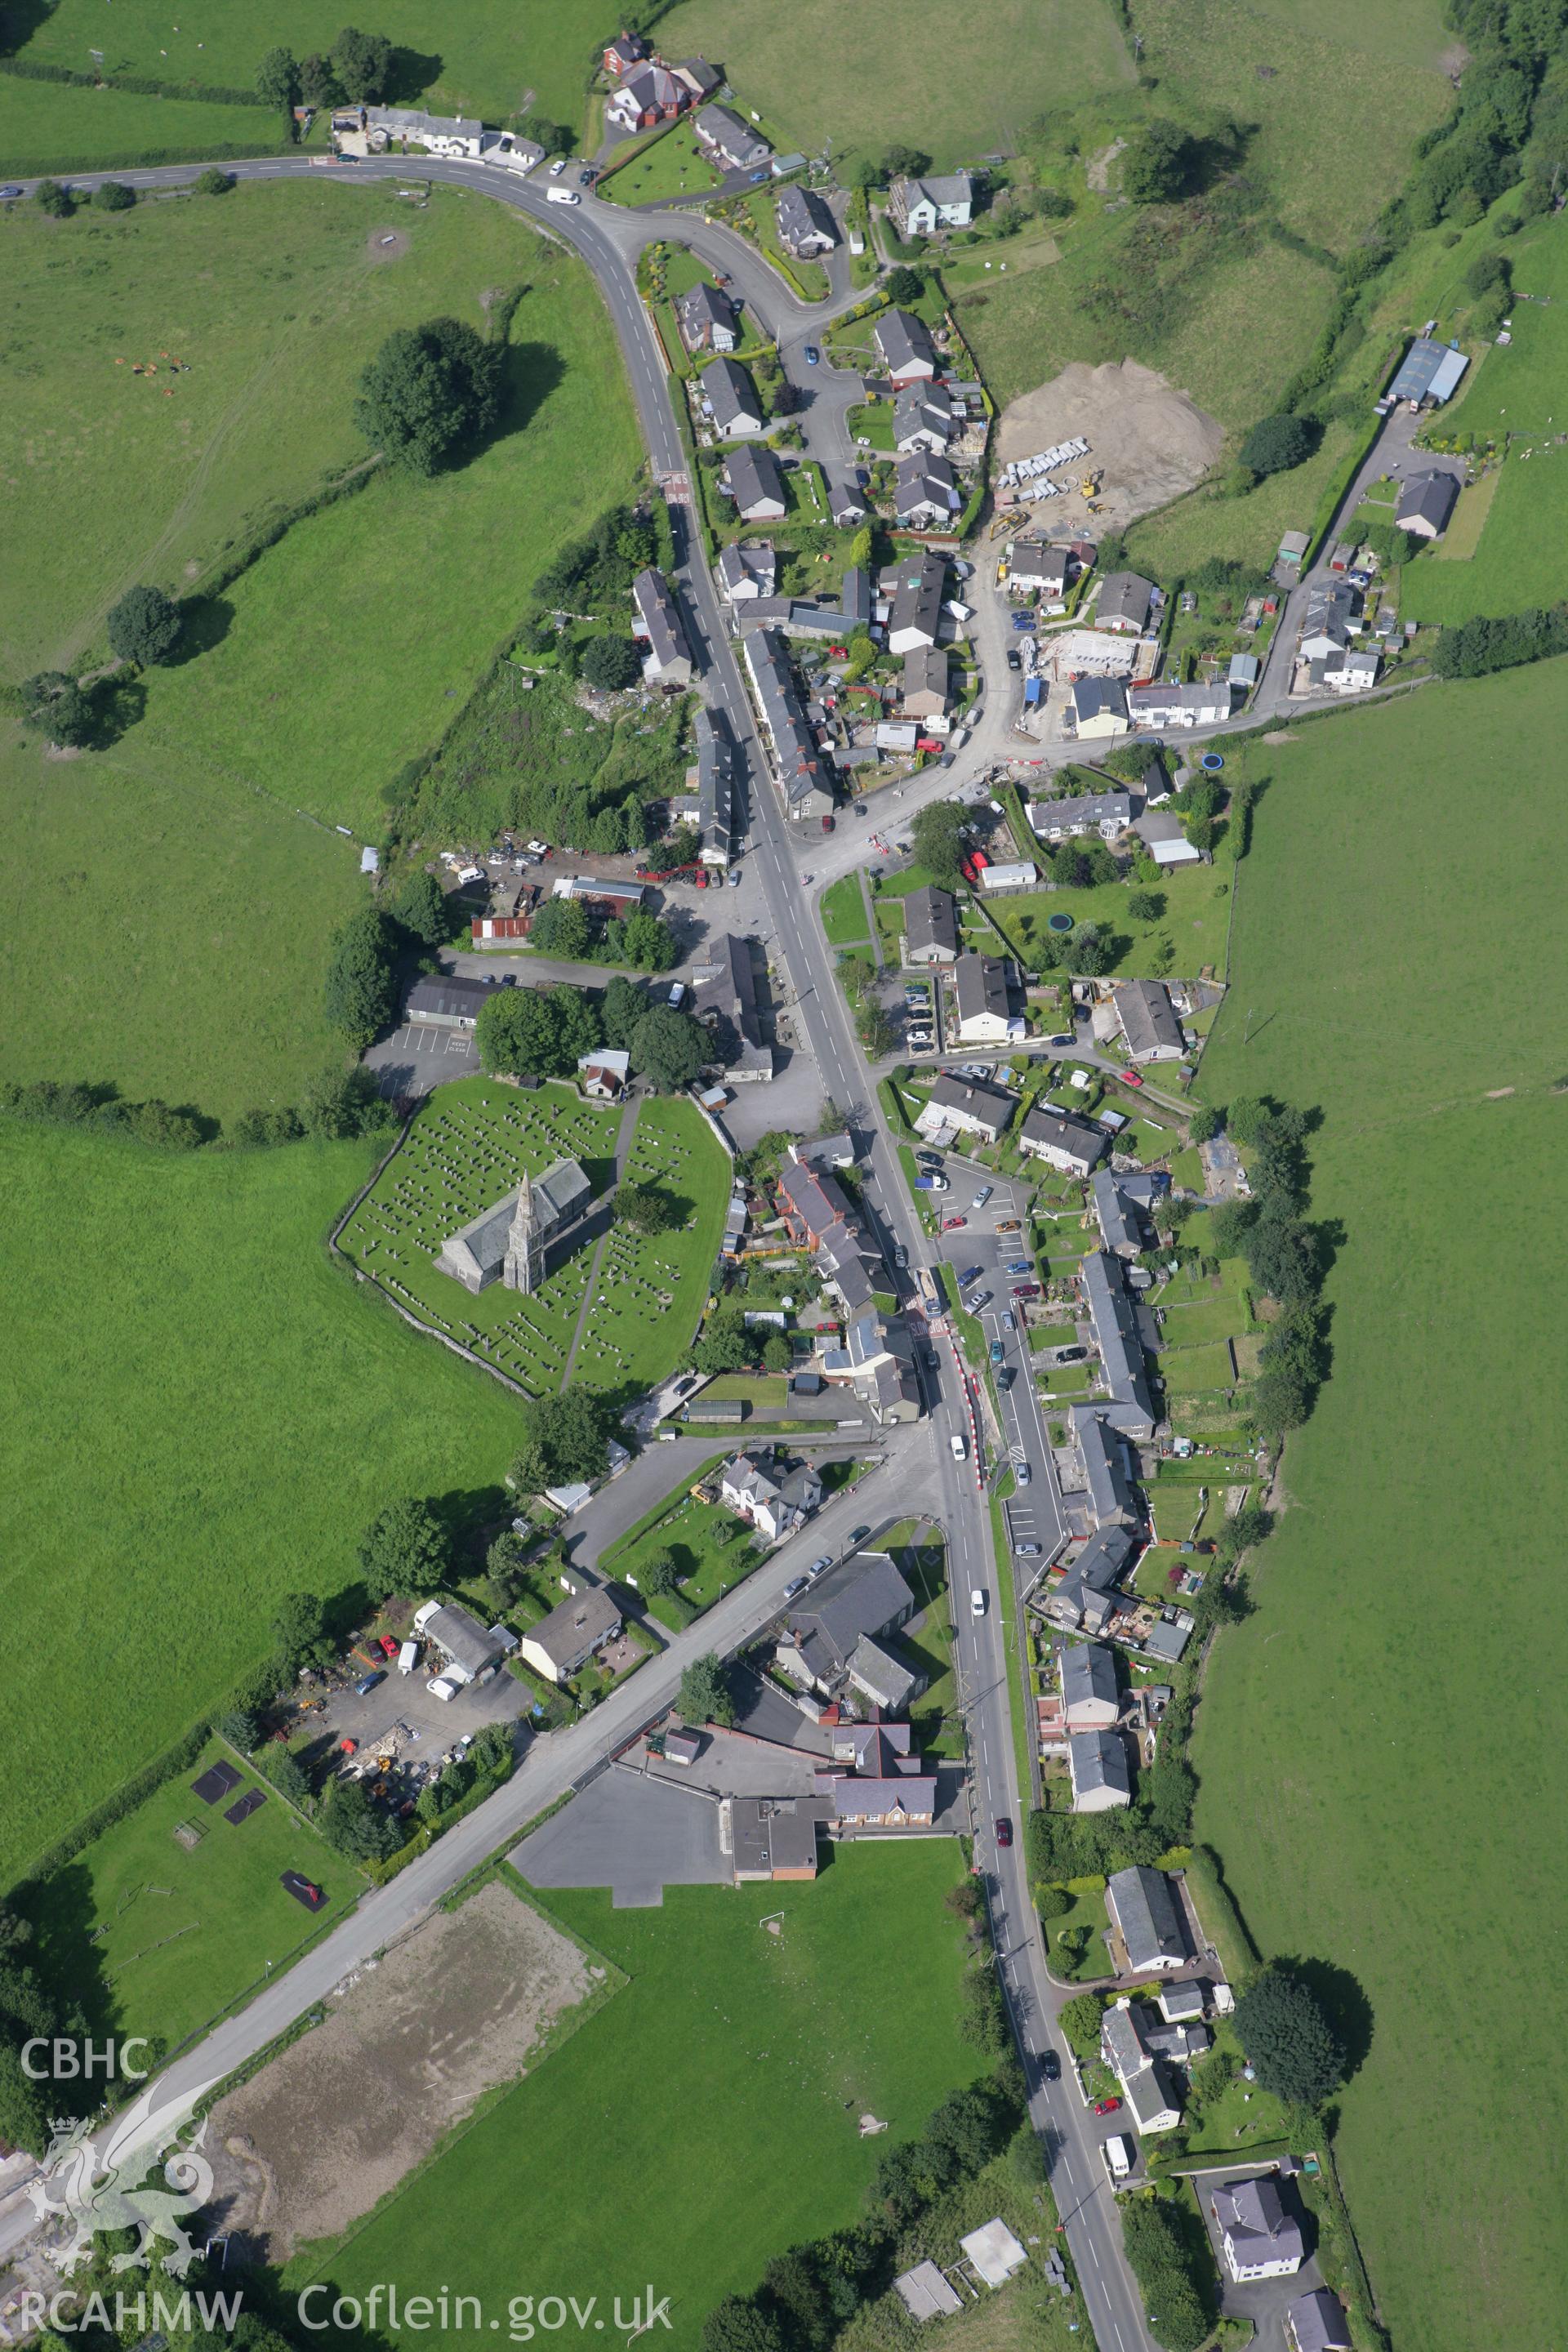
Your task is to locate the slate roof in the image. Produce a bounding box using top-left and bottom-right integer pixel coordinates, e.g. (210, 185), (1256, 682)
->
(1285, 2290), (1353, 2352)
(776, 184), (838, 252)
(704, 354), (764, 433)
(1395, 468), (1459, 534)
(1061, 1641), (1119, 1718)
(693, 103), (770, 168)
(1068, 1726), (1130, 1803)
(1106, 1866), (1186, 1972)
(406, 973), (497, 1022)
(693, 703), (735, 859)
(953, 951), (1011, 1029)
(1093, 1168), (1143, 1255)
(1072, 1406), (1135, 1526)
(1080, 1249), (1156, 1431)
(1030, 788), (1132, 835)
(905, 883), (959, 958)
(787, 1549), (914, 1676)
(725, 442), (786, 515)
(1116, 978), (1183, 1059)
(902, 645), (950, 707)
(675, 278), (738, 344)
(1096, 570), (1154, 630)
(875, 307), (937, 376)
(1211, 2176), (1305, 2270)
(717, 541), (777, 598)
(1020, 1107), (1108, 1171)
(1071, 675), (1129, 725)
(895, 451), (960, 520)
(632, 567), (691, 674)
(887, 552), (946, 644)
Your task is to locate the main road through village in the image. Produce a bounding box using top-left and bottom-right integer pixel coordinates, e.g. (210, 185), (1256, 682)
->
(0, 148), (1193, 2352)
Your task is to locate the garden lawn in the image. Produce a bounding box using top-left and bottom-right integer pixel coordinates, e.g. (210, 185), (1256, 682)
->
(820, 872), (871, 946)
(608, 1490), (755, 1628)
(16, 1738), (363, 2053)
(0, 1125), (522, 1888)
(1157, 1339), (1234, 1395)
(1042, 1884), (1109, 1983)
(981, 864), (1231, 982)
(1156, 1294), (1252, 1348)
(1190, 662), (1568, 2352)
(301, 1845), (982, 2334)
(600, 120), (719, 207)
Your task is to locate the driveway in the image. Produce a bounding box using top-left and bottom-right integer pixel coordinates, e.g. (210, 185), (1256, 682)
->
(1188, 2164), (1327, 2352)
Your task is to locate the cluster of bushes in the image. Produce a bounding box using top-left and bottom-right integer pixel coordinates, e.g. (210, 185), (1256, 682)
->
(689, 1303), (793, 1378)
(528, 893), (677, 970)
(1120, 2194), (1215, 2352)
(0, 1076), (206, 1151)
(474, 975), (706, 1091)
(1432, 601), (1568, 679)
(1, 55), (265, 103)
(1204, 1097), (1325, 1438)
(701, 2062), (1026, 2352)
(229, 1061), (396, 1148)
(534, 503), (658, 614)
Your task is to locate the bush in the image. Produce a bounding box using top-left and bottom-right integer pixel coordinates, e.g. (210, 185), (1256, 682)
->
(34, 179), (74, 217)
(1239, 413), (1315, 478)
(93, 180), (136, 212)
(194, 167), (234, 195)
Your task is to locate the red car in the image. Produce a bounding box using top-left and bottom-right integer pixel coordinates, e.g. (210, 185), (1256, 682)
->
(1120, 1070), (1144, 1087)
(1011, 1282), (1041, 1298)
(994, 1817), (1013, 1847)
(942, 1215), (967, 1230)
(378, 1634), (399, 1658)
(1094, 2096), (1121, 2115)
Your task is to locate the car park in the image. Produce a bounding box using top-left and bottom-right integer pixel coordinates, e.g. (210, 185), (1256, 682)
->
(1010, 1282), (1041, 1299)
(972, 1186), (993, 1208)
(1015, 1462), (1031, 1486)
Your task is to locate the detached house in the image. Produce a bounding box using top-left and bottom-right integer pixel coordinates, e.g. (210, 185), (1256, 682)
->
(895, 452), (960, 529)
(1299, 581), (1358, 661)
(1396, 469), (1459, 539)
(951, 952), (1016, 1045)
(904, 883), (960, 964)
(720, 1449), (822, 1544)
(914, 1072), (1016, 1145)
(889, 170), (974, 235)
(1069, 676), (1129, 739)
(893, 383), (956, 453)
(1115, 978), (1184, 1064)
(874, 308), (938, 385)
(1068, 1726), (1131, 1811)
(1094, 570), (1155, 635)
(1101, 2001), (1183, 2136)
(724, 442), (787, 520)
(1018, 1107), (1108, 1178)
(1009, 540), (1069, 597)
(1209, 2177), (1306, 2283)
(517, 1573), (622, 1686)
(776, 184), (838, 257)
(1030, 788), (1131, 842)
(694, 103), (771, 172)
(717, 541), (777, 601)
(823, 1722), (937, 1825)
(703, 354), (767, 438)
(777, 1549), (916, 1693)
(675, 278), (739, 353)
(605, 60), (684, 132)
(1105, 1866), (1187, 1974)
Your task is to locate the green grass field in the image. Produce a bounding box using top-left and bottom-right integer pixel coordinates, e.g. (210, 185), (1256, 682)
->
(301, 1845), (982, 2334)
(1190, 662), (1568, 2352)
(0, 79), (296, 177)
(608, 1488), (754, 1628)
(820, 872), (871, 947)
(568, 1096), (731, 1394)
(16, 1737), (363, 2053)
(0, 1124), (523, 1888)
(979, 861), (1231, 981)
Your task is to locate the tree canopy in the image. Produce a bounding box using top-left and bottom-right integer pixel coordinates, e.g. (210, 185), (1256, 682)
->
(1234, 1966), (1346, 2106)
(93, 179), (136, 212)
(581, 633), (643, 691)
(1121, 118), (1196, 203)
(107, 582), (183, 666)
(630, 1004), (706, 1092)
(22, 671), (93, 748)
(599, 974), (648, 1049)
(678, 1651), (735, 1728)
(356, 317), (502, 476)
(359, 1495), (448, 1601)
(319, 1776), (400, 1860)
(393, 868), (449, 948)
(691, 1305), (757, 1375)
(331, 24), (393, 100)
(323, 902), (400, 1049)
(909, 799), (968, 891)
(1240, 412), (1316, 478)
(510, 1388), (614, 1493)
(617, 1183), (679, 1233)
(475, 982), (601, 1078)
(256, 45), (302, 112)
(528, 898), (594, 960)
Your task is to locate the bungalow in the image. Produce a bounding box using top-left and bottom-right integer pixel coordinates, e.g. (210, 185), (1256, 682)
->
(893, 383), (956, 454)
(977, 859), (1039, 894)
(1073, 1407), (1137, 1528)
(1061, 1641), (1120, 1730)
(886, 553), (947, 653)
(631, 567), (693, 688)
(717, 540), (777, 601)
(577, 1046), (630, 1100)
(1030, 788), (1132, 842)
(1285, 2291), (1353, 2352)
(889, 170), (974, 235)
(602, 29), (649, 74)
(1115, 978), (1184, 1064)
(904, 883), (960, 964)
(1209, 2176), (1306, 2283)
(1068, 1726), (1130, 1811)
(604, 60), (684, 131)
(721, 1448), (822, 1543)
(693, 103), (771, 172)
(1009, 540), (1070, 596)
(1094, 570), (1154, 635)
(1079, 1250), (1156, 1437)
(703, 354), (767, 438)
(1018, 1107), (1108, 1178)
(1069, 675), (1129, 738)
(1127, 679), (1232, 730)
(902, 646), (950, 719)
(724, 443), (787, 521)
(675, 278), (740, 354)
(895, 452), (960, 529)
(1105, 1866), (1187, 1974)
(1045, 1523), (1136, 1636)
(829, 478), (871, 526)
(517, 1575), (623, 1686)
(874, 308), (938, 385)
(776, 183), (838, 257)
(952, 951), (1015, 1045)
(914, 1072), (1016, 1145)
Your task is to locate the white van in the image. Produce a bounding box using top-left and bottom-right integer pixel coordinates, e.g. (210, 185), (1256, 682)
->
(1102, 2135), (1133, 2183)
(397, 1640), (419, 1676)
(427, 1673), (461, 1702)
(950, 1432), (968, 1462)
(547, 187), (581, 205)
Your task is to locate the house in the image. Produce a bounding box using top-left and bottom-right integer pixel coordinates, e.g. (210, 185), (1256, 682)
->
(895, 452), (960, 529)
(829, 478), (871, 526)
(1031, 788), (1132, 842)
(730, 1795), (825, 1880)
(1069, 676), (1129, 738)
(604, 60), (685, 131)
(435, 1156), (595, 1295)
(1285, 2290), (1353, 2352)
(405, 973), (497, 1031)
(1102, 2002), (1183, 2134)
(821, 1722), (936, 1824)
(905, 883), (960, 964)
(1009, 540), (1070, 596)
(1308, 647), (1380, 694)
(717, 540), (777, 600)
(889, 171), (974, 236)
(775, 1149), (858, 1254)
(1093, 1169), (1146, 1257)
(775, 184), (838, 257)
(744, 630), (835, 821)
(1079, 1250), (1156, 1437)
(360, 106), (488, 157)
(671, 56), (720, 102)
(1158, 1979), (1206, 2023)
(577, 1046), (630, 1099)
(1388, 335), (1468, 407)
(1068, 1726), (1130, 1811)
(631, 567), (693, 688)
(1115, 978), (1184, 1064)
(886, 554), (947, 653)
(1105, 1866), (1187, 1974)
(602, 29), (649, 74)
(1298, 581), (1358, 660)
(1137, 1614), (1194, 1666)
(1073, 1406), (1137, 1527)
(691, 931), (771, 1079)
(780, 1548), (915, 1690)
(517, 1574), (623, 1686)
(874, 308), (938, 385)
(900, 646), (950, 720)
(1134, 807), (1204, 868)
(1061, 1641), (1120, 1730)
(914, 1072), (1016, 1145)
(721, 1448), (822, 1542)
(703, 354), (767, 438)
(1396, 468), (1459, 538)
(893, 383), (956, 454)
(675, 278), (739, 353)
(815, 1301), (922, 1424)
(1045, 1523), (1136, 1635)
(959, 2220), (1028, 2291)
(1095, 571), (1154, 635)
(1018, 1107), (1108, 1178)
(952, 952), (1015, 1045)
(1209, 2176), (1306, 2283)
(1127, 679), (1232, 730)
(847, 1633), (924, 1713)
(724, 443), (787, 521)
(693, 703), (736, 866)
(693, 103), (771, 172)
(412, 1599), (509, 1686)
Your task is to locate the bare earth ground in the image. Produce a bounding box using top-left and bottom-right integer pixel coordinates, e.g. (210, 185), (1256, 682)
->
(993, 359), (1226, 537)
(207, 1880), (597, 2257)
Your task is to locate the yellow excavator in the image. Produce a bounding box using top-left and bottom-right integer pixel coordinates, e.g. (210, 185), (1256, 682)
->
(1078, 470), (1102, 498)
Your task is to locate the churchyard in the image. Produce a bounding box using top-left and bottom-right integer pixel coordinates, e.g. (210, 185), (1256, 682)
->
(338, 1080), (728, 1402)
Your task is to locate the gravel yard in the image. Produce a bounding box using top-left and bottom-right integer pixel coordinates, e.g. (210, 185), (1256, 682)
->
(994, 359), (1225, 539)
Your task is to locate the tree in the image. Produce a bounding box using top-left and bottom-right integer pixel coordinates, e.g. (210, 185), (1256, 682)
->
(1233, 1966), (1345, 2106)
(0, 2046), (50, 2160)
(217, 1708), (260, 1752)
(1009, 2123), (1048, 2182)
(1187, 1102), (1221, 1144)
(512, 111), (573, 157)
(761, 1332), (791, 1373)
(617, 1183), (679, 1233)
(614, 909), (678, 973)
(359, 1495), (448, 1601)
(599, 973), (647, 1050)
(528, 897), (594, 960)
(318, 1777), (400, 1861)
(883, 143), (932, 178)
(1240, 413), (1315, 479)
(256, 44), (302, 116)
(271, 1589), (334, 1675)
(510, 1388), (614, 1492)
(469, 1719), (513, 1777)
(678, 1651), (735, 1728)
(394, 868), (449, 948)
(1058, 1992), (1105, 2060)
(640, 1549), (679, 1596)
(300, 50), (342, 105)
(1036, 1883), (1071, 1920)
(1127, 889), (1165, 922)
(475, 983), (550, 1077)
(355, 317), (502, 477)
(93, 180), (136, 212)
(331, 24), (393, 100)
(702, 2299), (784, 2352)
(692, 1304), (756, 1375)
(21, 670), (93, 748)
(581, 633), (643, 691)
(847, 524), (874, 569)
(630, 1004), (706, 1092)
(107, 583), (183, 667)
(910, 798), (968, 890)
(858, 1000), (896, 1058)
(323, 902), (399, 1049)
(194, 167), (234, 195)
(884, 264), (924, 304)
(262, 1748), (313, 1807)
(1121, 118), (1195, 203)
(34, 180), (74, 217)
(543, 982), (603, 1071)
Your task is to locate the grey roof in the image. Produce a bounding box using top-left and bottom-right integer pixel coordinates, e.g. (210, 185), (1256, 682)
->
(1020, 1106), (1107, 1172)
(717, 540), (776, 598)
(1093, 1168), (1143, 1255)
(725, 442), (786, 515)
(954, 951), (1010, 1027)
(776, 183), (838, 252)
(675, 278), (738, 342)
(1116, 978), (1183, 1059)
(1137, 1615), (1192, 1664)
(787, 1549), (914, 1676)
(1096, 570), (1154, 630)
(632, 567), (691, 675)
(744, 630), (833, 813)
(691, 931), (764, 1060)
(895, 451), (959, 520)
(419, 1602), (506, 1678)
(902, 645), (949, 706)
(777, 1152), (852, 1239)
(436, 1155), (592, 1288)
(1388, 335), (1467, 403)
(524, 1579), (621, 1671)
(1228, 652), (1260, 686)
(1159, 1978), (1206, 2020)
(847, 1633), (920, 1709)
(1123, 2059), (1181, 2131)
(905, 883), (959, 958)
(693, 103), (770, 168)
(1285, 2290), (1353, 2352)
(406, 973), (497, 1022)
(831, 1770), (936, 1820)
(674, 54), (721, 95)
(887, 552), (946, 644)
(837, 565), (873, 627)
(533, 1157), (594, 1231)
(1071, 675), (1129, 724)
(1302, 581), (1357, 646)
(1101, 2000), (1151, 2082)
(1395, 468), (1459, 534)
(1106, 1866), (1186, 1973)
(893, 382), (955, 445)
(894, 2264), (964, 2323)
(704, 354), (764, 434)
(694, 703), (735, 858)
(1211, 2176), (1305, 2268)
(923, 1071), (1016, 1133)
(1031, 787), (1132, 835)
(875, 307), (937, 376)
(1127, 679), (1231, 719)
(1009, 537), (1068, 585)
(1061, 1641), (1119, 1717)
(895, 170), (973, 216)
(1080, 1250), (1156, 1432)
(1068, 1726), (1130, 1802)
(1072, 1407), (1135, 1526)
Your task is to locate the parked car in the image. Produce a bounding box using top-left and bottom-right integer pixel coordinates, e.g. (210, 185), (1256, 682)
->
(972, 1186), (993, 1208)
(915, 1173), (949, 1191)
(427, 1674), (461, 1701)
(996, 1218), (1021, 1233)
(1011, 1282), (1042, 1299)
(727, 868), (742, 887)
(1094, 2098), (1122, 2116)
(783, 1576), (808, 1600)
(989, 1339), (1004, 1365)
(849, 1525), (871, 1544)
(1001, 1310), (1015, 1332)
(908, 1030), (933, 1047)
(994, 1817), (1013, 1847)
(893, 1244), (908, 1269)
(1011, 611), (1032, 630)
(809, 1554), (834, 1576)
(1006, 1259), (1031, 1276)
(942, 1214), (967, 1230)
(1047, 1031), (1075, 1048)
(959, 1265), (984, 1286)
(1120, 1069), (1144, 1087)
(547, 158), (567, 176)
(964, 1290), (991, 1314)
(1056, 1343), (1086, 1361)
(917, 1151), (944, 1169)
(996, 1365), (1013, 1390)
(1005, 648), (1022, 671)
(546, 187), (581, 204)
(1014, 1539), (1040, 1556)
(354, 1671), (385, 1697)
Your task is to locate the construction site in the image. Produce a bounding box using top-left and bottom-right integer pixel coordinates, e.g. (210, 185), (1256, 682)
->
(993, 359), (1226, 537)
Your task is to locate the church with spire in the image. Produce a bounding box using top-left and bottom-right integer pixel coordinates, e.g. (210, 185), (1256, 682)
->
(434, 1156), (595, 1295)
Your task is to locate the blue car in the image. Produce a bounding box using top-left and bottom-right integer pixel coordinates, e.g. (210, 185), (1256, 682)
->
(1011, 612), (1033, 630)
(804, 345), (820, 366)
(355, 1671), (385, 1697)
(959, 1265), (984, 1287)
(1006, 1259), (1031, 1276)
